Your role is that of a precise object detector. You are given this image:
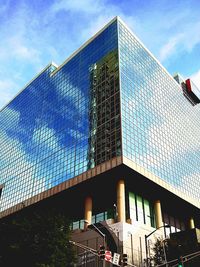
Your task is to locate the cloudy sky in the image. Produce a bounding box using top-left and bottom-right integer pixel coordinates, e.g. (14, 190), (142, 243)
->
(0, 0), (200, 109)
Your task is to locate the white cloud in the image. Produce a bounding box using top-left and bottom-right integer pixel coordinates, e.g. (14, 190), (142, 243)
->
(159, 20), (200, 62)
(9, 36), (40, 62)
(0, 80), (16, 90)
(0, 80), (18, 109)
(183, 21), (200, 52)
(191, 69), (200, 89)
(159, 34), (183, 62)
(0, 0), (200, 112)
(51, 0), (105, 15)
(80, 14), (115, 40)
(0, 2), (46, 109)
(50, 0), (138, 45)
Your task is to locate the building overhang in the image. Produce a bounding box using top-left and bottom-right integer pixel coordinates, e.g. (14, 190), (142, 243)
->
(0, 155), (199, 220)
(122, 156), (200, 209)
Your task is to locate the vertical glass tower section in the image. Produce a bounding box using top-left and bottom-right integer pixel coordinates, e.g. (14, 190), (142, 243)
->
(0, 19), (121, 212)
(87, 50), (120, 168)
(118, 20), (200, 203)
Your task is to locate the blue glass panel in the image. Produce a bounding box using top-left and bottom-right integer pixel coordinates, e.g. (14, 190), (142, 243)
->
(0, 20), (121, 211)
(119, 21), (200, 202)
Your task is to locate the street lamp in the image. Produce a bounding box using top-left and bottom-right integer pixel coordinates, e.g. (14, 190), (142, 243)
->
(84, 220), (106, 247)
(84, 220), (106, 267)
(145, 224), (170, 267)
(161, 238), (170, 267)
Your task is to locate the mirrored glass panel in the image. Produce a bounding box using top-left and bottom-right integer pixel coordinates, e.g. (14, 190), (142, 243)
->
(119, 21), (200, 203)
(0, 20), (121, 211)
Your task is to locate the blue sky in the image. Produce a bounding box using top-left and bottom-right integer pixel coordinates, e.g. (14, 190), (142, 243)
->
(0, 0), (200, 109)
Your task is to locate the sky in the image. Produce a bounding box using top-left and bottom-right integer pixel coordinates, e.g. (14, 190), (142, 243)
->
(0, 0), (200, 110)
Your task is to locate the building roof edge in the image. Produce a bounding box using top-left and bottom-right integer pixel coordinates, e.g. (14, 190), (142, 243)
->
(50, 16), (118, 77)
(0, 62), (57, 112)
(117, 16), (181, 88)
(0, 17), (119, 112)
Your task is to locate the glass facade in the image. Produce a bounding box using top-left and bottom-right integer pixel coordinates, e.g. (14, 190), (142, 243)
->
(0, 17), (200, 214)
(119, 20), (200, 202)
(71, 209), (114, 231)
(0, 20), (120, 211)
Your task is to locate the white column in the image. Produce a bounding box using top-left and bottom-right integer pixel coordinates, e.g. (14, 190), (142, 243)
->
(189, 217), (195, 229)
(117, 179), (126, 222)
(84, 196), (92, 230)
(154, 200), (163, 228)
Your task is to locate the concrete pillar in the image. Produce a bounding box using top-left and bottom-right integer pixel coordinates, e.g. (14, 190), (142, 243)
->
(84, 196), (92, 230)
(117, 179), (126, 222)
(154, 200), (163, 228)
(189, 217), (195, 229)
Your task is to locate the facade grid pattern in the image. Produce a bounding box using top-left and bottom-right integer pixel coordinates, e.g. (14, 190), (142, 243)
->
(0, 17), (200, 215)
(0, 21), (121, 211)
(119, 21), (200, 201)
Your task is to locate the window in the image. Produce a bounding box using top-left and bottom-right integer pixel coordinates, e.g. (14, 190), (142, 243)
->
(71, 209), (114, 230)
(129, 192), (155, 227)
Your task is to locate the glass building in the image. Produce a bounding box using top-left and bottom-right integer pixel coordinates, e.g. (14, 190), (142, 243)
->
(0, 16), (200, 265)
(118, 20), (200, 207)
(0, 19), (120, 212)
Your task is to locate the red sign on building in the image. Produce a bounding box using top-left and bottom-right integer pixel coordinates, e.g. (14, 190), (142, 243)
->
(105, 250), (112, 262)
